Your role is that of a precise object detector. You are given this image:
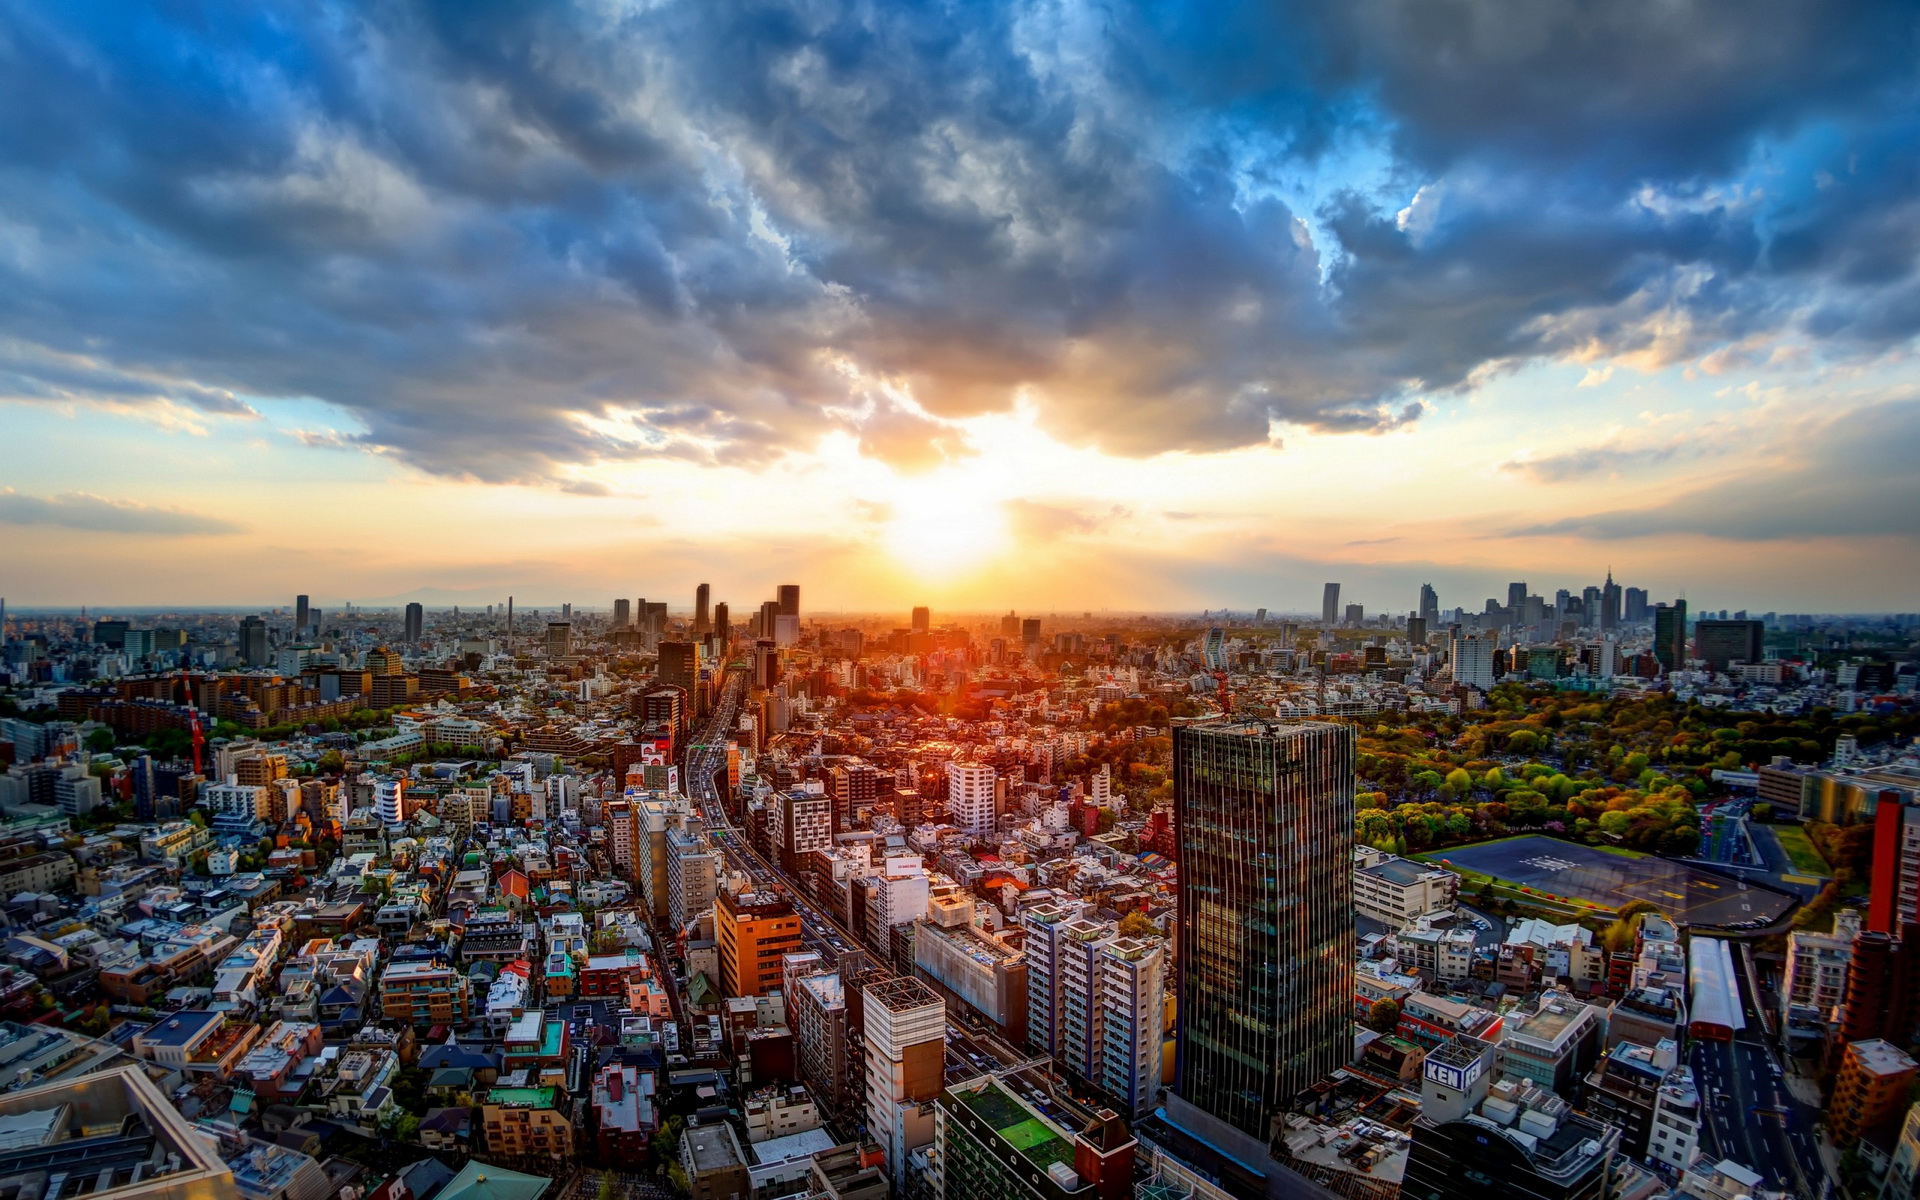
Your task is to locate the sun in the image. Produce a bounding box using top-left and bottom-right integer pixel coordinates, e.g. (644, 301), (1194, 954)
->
(881, 480), (1008, 579)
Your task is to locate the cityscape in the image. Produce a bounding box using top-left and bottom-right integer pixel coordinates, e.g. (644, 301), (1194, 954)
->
(3, 5), (1920, 1200)
(0, 588), (1916, 1200)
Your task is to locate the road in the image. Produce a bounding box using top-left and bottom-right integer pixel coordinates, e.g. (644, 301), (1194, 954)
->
(681, 668), (1033, 1091)
(1690, 940), (1830, 1199)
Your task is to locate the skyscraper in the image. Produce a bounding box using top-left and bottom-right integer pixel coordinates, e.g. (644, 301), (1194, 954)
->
(403, 602), (424, 644)
(1418, 583), (1439, 627)
(712, 601), (729, 646)
(758, 599), (780, 639)
(547, 621), (572, 658)
(238, 615), (268, 668)
(1452, 632), (1497, 690)
(694, 583), (711, 634)
(295, 594), (310, 637)
(1170, 721), (1355, 1145)
(911, 606), (930, 634)
(1695, 618), (1764, 673)
(613, 598), (631, 629)
(1601, 572), (1623, 632)
(1506, 581), (1528, 612)
(1321, 582), (1340, 627)
(777, 584), (800, 619)
(1623, 587), (1648, 624)
(1653, 601), (1688, 673)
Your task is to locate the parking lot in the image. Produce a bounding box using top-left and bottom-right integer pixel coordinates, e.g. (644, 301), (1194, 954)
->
(1432, 836), (1796, 928)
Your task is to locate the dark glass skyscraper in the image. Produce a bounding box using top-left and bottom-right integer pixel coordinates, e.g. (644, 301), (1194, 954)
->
(777, 583), (800, 618)
(403, 601), (424, 644)
(1653, 600), (1687, 673)
(694, 583), (711, 634)
(1172, 720), (1355, 1141)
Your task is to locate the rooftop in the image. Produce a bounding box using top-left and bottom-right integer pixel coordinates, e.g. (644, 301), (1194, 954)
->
(951, 1077), (1075, 1175)
(1848, 1038), (1919, 1078)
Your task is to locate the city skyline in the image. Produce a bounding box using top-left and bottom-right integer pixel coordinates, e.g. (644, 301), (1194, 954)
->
(2, 5), (1918, 610)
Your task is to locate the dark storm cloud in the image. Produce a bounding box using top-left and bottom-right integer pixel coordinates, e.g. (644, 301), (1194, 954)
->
(0, 1), (1914, 480)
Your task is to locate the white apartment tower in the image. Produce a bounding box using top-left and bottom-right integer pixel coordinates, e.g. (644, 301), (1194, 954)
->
(945, 762), (997, 837)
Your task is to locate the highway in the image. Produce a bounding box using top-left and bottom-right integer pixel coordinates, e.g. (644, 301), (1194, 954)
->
(1690, 941), (1830, 1198)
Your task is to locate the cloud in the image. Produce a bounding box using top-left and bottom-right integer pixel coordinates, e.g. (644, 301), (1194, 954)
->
(1509, 397), (1920, 541)
(0, 2), (1913, 478)
(0, 489), (242, 535)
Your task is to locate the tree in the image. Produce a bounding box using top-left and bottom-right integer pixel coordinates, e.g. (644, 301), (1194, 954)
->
(393, 1113), (422, 1144)
(1118, 911), (1159, 940)
(85, 727), (117, 753)
(1364, 998), (1401, 1033)
(597, 1172), (616, 1200)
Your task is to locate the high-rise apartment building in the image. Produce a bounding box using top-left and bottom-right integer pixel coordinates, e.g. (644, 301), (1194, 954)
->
(1321, 582), (1340, 626)
(1047, 917), (1166, 1118)
(695, 582), (712, 634)
(863, 976), (945, 1190)
(1451, 631), (1497, 691)
(238, 615), (268, 667)
(1652, 601), (1688, 673)
(716, 887), (803, 997)
(1169, 721), (1355, 1145)
(295, 594), (311, 636)
(946, 762), (997, 837)
(403, 602), (424, 643)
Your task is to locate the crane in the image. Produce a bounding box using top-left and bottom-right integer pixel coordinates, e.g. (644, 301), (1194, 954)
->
(1211, 669), (1233, 716)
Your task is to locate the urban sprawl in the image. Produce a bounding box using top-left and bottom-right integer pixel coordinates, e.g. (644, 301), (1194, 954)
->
(0, 582), (1916, 1200)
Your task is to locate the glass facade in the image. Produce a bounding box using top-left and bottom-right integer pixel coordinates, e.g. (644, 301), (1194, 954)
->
(1173, 721), (1356, 1139)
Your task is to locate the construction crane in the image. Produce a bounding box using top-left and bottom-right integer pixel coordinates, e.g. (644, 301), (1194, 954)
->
(189, 711), (206, 777)
(1211, 669), (1233, 716)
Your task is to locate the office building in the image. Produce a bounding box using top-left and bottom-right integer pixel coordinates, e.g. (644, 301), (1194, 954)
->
(1321, 582), (1340, 626)
(667, 828), (720, 930)
(933, 1075), (1136, 1200)
(659, 641), (699, 692)
(911, 606), (930, 634)
(1652, 601), (1689, 672)
(1624, 587), (1649, 623)
(1169, 721), (1355, 1145)
(546, 621), (572, 658)
(1580, 1040), (1673, 1160)
(911, 902), (1028, 1043)
(403, 602), (424, 644)
(1694, 618), (1764, 673)
(613, 598), (631, 629)
(695, 583), (712, 634)
(294, 594), (310, 636)
(758, 599), (781, 639)
(863, 976), (945, 1190)
(711, 601), (729, 647)
(1353, 849), (1459, 925)
(1646, 1065), (1702, 1173)
(1419, 583), (1439, 627)
(1501, 990), (1604, 1097)
(239, 616), (268, 667)
(716, 888), (803, 998)
(1600, 573), (1621, 631)
(945, 762), (998, 837)
(752, 639), (779, 690)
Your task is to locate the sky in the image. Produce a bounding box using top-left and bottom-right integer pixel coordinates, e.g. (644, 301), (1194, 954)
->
(1, 1), (1917, 615)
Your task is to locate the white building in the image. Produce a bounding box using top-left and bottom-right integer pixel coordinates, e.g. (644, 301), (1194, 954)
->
(1648, 1064), (1703, 1174)
(1451, 632), (1498, 691)
(373, 778), (406, 829)
(201, 783), (270, 823)
(1353, 848), (1458, 925)
(945, 762), (997, 837)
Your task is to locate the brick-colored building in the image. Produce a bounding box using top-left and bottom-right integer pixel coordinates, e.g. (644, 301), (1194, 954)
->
(482, 1085), (574, 1164)
(1833, 1038), (1919, 1147)
(378, 961), (473, 1027)
(716, 889), (803, 998)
